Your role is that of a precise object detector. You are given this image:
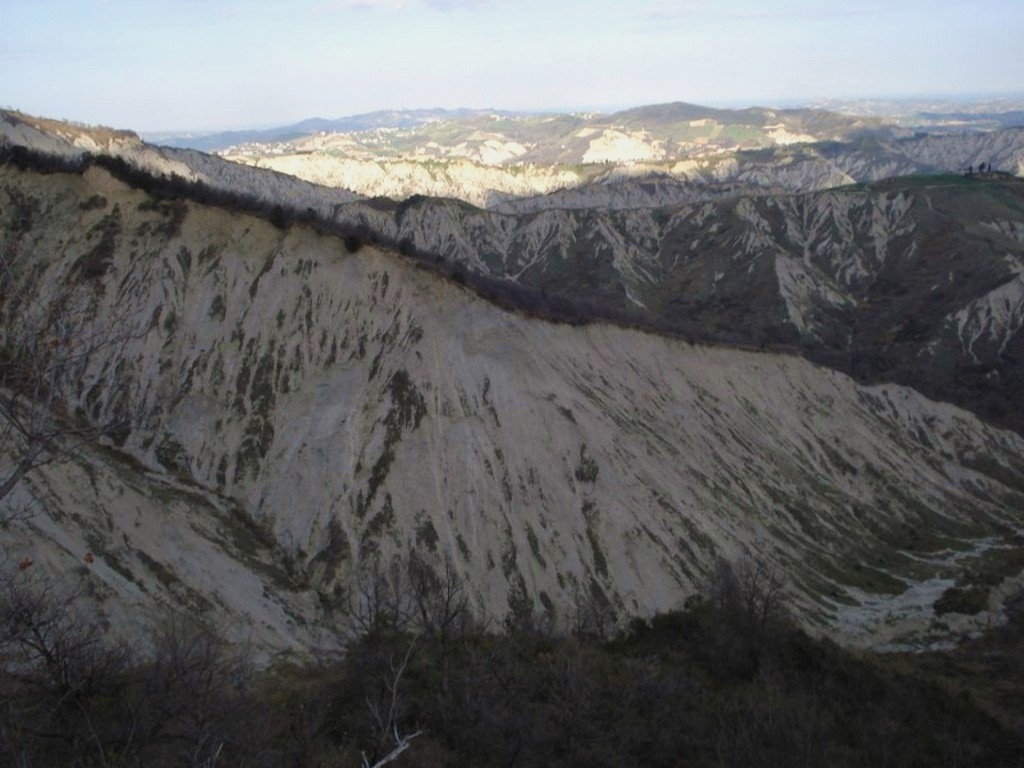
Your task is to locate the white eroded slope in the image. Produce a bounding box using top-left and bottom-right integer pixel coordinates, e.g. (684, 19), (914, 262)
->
(0, 111), (361, 216)
(2, 444), (335, 655)
(3, 165), (1024, 646)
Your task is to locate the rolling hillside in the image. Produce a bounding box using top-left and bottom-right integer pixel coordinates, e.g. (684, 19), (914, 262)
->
(2, 155), (1023, 651)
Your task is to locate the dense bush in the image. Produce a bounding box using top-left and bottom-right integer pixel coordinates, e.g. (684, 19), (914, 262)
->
(2, 555), (1022, 767)
(0, 567), (265, 767)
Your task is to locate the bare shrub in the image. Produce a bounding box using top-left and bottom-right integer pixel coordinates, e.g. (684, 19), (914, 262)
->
(346, 558), (415, 639)
(406, 553), (471, 640)
(0, 564), (264, 768)
(0, 564), (133, 767)
(698, 554), (790, 678)
(569, 580), (618, 640)
(0, 237), (142, 507)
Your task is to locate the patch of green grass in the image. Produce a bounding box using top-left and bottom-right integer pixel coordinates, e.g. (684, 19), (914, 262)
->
(137, 549), (181, 591)
(574, 445), (599, 484)
(525, 524), (547, 569)
(455, 532), (471, 562)
(935, 585), (988, 616)
(414, 513), (439, 553)
(309, 518), (350, 584)
(935, 539), (1024, 615)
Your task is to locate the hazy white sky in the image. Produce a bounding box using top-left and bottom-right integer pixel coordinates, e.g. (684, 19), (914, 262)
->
(2, 0), (1022, 132)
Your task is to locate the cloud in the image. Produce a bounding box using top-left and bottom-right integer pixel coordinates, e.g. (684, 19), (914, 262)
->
(313, 0), (493, 12)
(423, 0), (494, 9)
(645, 0), (892, 22)
(313, 0), (406, 12)
(645, 0), (710, 20)
(0, 48), (36, 62)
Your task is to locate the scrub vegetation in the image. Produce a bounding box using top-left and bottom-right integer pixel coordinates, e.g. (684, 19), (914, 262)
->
(2, 554), (1022, 767)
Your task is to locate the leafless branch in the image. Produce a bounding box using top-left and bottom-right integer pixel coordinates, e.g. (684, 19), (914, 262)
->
(347, 558), (416, 639)
(361, 726), (421, 768)
(361, 635), (421, 768)
(0, 242), (146, 506)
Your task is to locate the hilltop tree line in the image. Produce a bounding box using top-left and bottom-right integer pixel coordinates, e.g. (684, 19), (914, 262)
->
(0, 144), (781, 351)
(14, 141), (1019, 438)
(13, 140), (1008, 388)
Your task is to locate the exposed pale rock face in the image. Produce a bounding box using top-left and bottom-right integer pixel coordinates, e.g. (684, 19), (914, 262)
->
(2, 444), (335, 656)
(6, 107), (1023, 219)
(0, 111), (361, 217)
(3, 164), (1024, 652)
(223, 127), (1024, 212)
(330, 177), (1024, 436)
(580, 130), (665, 164)
(950, 254), (1024, 361)
(232, 155), (580, 209)
(765, 125), (818, 145)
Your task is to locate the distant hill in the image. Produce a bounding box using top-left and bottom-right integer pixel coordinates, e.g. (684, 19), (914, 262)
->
(914, 111), (1024, 131)
(812, 96), (1024, 133)
(146, 107), (517, 151)
(608, 101), (894, 137)
(152, 101), (905, 157)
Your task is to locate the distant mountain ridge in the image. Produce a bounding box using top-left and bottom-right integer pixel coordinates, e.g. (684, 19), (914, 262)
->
(226, 123), (1024, 210)
(23, 102), (1024, 214)
(146, 107), (518, 151)
(155, 101), (900, 155)
(811, 96), (1024, 132)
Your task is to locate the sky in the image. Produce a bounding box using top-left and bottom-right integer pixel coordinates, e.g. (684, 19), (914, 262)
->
(1, 0), (1022, 132)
